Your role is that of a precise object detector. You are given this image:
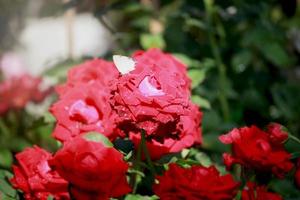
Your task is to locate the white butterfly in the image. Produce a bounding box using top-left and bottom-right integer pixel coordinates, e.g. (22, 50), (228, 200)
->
(113, 55), (136, 75)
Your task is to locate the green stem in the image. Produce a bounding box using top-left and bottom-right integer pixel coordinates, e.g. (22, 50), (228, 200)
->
(140, 130), (156, 175)
(132, 137), (143, 194)
(204, 0), (230, 122)
(289, 134), (300, 144)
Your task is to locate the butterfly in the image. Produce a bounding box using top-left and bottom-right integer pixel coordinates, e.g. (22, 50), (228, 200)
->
(113, 55), (136, 75)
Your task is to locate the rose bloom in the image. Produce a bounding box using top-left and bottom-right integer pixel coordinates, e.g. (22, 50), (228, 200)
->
(242, 182), (283, 200)
(56, 59), (118, 96)
(51, 59), (119, 142)
(10, 146), (69, 200)
(219, 124), (294, 178)
(111, 49), (202, 159)
(153, 163), (239, 200)
(132, 48), (191, 90)
(50, 82), (117, 142)
(0, 75), (51, 115)
(49, 135), (131, 200)
(129, 103), (202, 160)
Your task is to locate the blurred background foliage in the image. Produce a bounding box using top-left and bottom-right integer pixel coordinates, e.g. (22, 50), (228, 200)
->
(0, 0), (300, 199)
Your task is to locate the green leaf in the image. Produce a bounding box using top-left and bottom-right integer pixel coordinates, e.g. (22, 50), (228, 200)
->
(259, 43), (292, 67)
(0, 170), (17, 198)
(181, 149), (190, 158)
(191, 95), (211, 109)
(194, 152), (212, 167)
(125, 194), (159, 200)
(270, 178), (300, 198)
(140, 33), (166, 50)
(291, 152), (300, 159)
(0, 149), (12, 168)
(83, 132), (113, 147)
(188, 69), (206, 88)
(47, 195), (54, 200)
(172, 54), (202, 68)
(231, 50), (252, 73)
(202, 133), (229, 153)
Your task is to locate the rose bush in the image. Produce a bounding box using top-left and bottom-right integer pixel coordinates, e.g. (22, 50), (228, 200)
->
(5, 49), (299, 200)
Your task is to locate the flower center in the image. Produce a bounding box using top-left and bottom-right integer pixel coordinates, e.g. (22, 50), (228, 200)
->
(69, 100), (99, 124)
(138, 76), (165, 97)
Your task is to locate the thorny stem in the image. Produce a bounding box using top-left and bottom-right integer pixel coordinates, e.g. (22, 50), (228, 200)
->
(204, 0), (230, 122)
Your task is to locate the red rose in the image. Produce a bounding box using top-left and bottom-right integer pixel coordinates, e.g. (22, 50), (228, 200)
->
(50, 82), (117, 142)
(111, 49), (202, 159)
(242, 182), (283, 200)
(129, 104), (202, 160)
(56, 59), (118, 96)
(153, 163), (239, 200)
(49, 134), (131, 200)
(219, 125), (293, 178)
(132, 48), (191, 90)
(10, 146), (69, 200)
(0, 75), (51, 115)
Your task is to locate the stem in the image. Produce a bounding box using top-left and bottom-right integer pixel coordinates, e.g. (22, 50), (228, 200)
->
(204, 0), (230, 122)
(289, 134), (300, 144)
(140, 129), (156, 175)
(132, 137), (143, 194)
